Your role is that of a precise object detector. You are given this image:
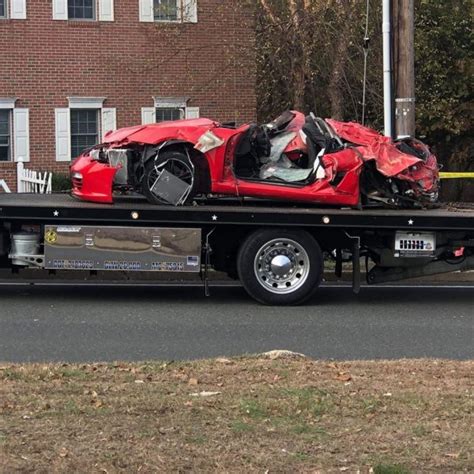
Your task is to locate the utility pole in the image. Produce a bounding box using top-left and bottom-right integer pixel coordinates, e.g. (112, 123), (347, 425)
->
(392, 0), (416, 138)
(382, 0), (393, 137)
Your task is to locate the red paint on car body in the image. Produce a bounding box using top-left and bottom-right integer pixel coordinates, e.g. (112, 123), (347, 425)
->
(71, 113), (439, 207)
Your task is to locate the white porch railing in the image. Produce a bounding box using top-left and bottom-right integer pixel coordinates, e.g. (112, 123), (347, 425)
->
(0, 179), (11, 193)
(17, 161), (52, 194)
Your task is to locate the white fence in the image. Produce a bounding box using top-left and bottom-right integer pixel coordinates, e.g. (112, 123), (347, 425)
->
(17, 161), (52, 194)
(0, 179), (11, 193)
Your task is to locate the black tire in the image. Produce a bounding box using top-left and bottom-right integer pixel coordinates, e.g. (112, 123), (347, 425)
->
(237, 229), (323, 305)
(142, 151), (196, 205)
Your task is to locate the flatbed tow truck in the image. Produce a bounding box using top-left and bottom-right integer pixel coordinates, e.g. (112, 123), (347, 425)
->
(0, 193), (473, 304)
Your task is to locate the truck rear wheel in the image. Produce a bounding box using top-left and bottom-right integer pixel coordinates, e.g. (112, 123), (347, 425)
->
(237, 229), (323, 305)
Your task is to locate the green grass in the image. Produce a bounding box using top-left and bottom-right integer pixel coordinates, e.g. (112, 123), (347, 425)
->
(60, 368), (92, 380)
(280, 386), (333, 417)
(291, 423), (327, 438)
(2, 369), (28, 381)
(362, 397), (385, 413)
(231, 421), (255, 433)
(374, 463), (412, 474)
(291, 452), (311, 461)
(240, 399), (267, 419)
(412, 424), (430, 437)
(185, 435), (208, 445)
(1, 358), (471, 472)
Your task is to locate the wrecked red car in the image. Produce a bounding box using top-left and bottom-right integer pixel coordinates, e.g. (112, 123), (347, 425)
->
(70, 111), (439, 208)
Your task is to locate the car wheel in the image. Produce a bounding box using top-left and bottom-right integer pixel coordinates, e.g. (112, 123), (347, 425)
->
(142, 151), (196, 205)
(237, 229), (323, 305)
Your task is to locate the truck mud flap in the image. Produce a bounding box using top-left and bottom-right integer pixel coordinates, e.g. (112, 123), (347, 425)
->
(344, 232), (361, 294)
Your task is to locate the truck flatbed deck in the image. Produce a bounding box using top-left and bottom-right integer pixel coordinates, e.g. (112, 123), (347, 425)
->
(0, 193), (473, 231)
(0, 193), (473, 304)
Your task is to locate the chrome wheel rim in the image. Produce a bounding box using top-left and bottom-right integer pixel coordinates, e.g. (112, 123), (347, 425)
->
(254, 238), (310, 294)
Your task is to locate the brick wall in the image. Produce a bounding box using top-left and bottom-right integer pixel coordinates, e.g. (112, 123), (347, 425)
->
(0, 0), (256, 191)
(0, 162), (17, 190)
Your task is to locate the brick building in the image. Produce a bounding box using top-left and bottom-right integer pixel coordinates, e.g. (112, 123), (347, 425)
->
(0, 0), (256, 191)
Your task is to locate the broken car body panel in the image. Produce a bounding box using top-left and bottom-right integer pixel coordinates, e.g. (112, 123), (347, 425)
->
(103, 119), (219, 147)
(328, 119), (422, 175)
(71, 112), (439, 208)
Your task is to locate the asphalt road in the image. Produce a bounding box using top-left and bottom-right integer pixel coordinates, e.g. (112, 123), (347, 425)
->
(0, 284), (472, 363)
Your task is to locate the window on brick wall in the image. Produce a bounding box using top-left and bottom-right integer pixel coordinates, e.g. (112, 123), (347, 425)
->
(68, 0), (95, 19)
(70, 109), (99, 158)
(140, 0), (197, 23)
(53, 0), (113, 21)
(0, 110), (11, 162)
(156, 106), (183, 122)
(0, 0), (6, 19)
(154, 0), (177, 21)
(141, 98), (199, 124)
(55, 99), (116, 162)
(0, 100), (30, 162)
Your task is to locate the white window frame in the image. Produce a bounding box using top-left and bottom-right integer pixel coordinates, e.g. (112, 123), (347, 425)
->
(55, 97), (116, 162)
(0, 98), (16, 110)
(141, 97), (199, 124)
(155, 97), (186, 121)
(70, 108), (100, 160)
(68, 97), (106, 109)
(0, 0), (7, 19)
(53, 0), (114, 21)
(139, 0), (197, 23)
(0, 98), (30, 163)
(0, 109), (12, 162)
(67, 0), (97, 21)
(153, 0), (180, 23)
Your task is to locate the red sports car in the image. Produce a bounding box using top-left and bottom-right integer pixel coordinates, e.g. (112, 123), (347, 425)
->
(70, 111), (439, 208)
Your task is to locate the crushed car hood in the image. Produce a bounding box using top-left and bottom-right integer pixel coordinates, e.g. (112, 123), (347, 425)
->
(102, 118), (219, 146)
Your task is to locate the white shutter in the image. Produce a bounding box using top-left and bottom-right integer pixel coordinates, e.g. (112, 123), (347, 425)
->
(141, 107), (156, 124)
(55, 108), (71, 162)
(185, 107), (200, 119)
(13, 109), (30, 162)
(101, 108), (116, 140)
(11, 0), (27, 19)
(182, 0), (197, 23)
(52, 0), (68, 20)
(99, 0), (114, 21)
(139, 0), (154, 22)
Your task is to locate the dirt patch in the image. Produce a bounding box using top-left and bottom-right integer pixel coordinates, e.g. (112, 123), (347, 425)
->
(0, 357), (472, 472)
